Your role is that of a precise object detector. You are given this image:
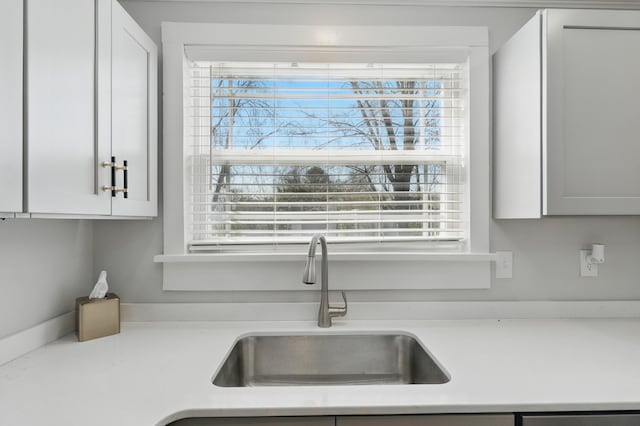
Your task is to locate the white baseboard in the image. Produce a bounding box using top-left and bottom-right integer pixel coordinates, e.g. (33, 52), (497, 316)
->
(0, 312), (74, 366)
(121, 301), (640, 322)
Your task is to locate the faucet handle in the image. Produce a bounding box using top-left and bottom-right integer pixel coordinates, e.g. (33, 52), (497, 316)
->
(329, 291), (348, 318)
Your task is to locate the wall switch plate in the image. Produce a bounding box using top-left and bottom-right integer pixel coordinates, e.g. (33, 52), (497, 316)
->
(580, 249), (598, 277)
(495, 251), (513, 279)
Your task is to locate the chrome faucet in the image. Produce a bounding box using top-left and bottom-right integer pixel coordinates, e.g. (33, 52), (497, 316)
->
(302, 234), (347, 328)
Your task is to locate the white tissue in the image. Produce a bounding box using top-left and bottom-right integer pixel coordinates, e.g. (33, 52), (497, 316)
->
(89, 270), (109, 299)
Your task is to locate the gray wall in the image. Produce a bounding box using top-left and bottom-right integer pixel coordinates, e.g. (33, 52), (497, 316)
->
(0, 220), (93, 338)
(92, 1), (640, 303)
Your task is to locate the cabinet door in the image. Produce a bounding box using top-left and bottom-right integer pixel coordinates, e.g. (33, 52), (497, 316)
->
(0, 0), (23, 213)
(520, 413), (640, 425)
(545, 9), (640, 215)
(110, 0), (158, 217)
(337, 415), (513, 426)
(168, 417), (334, 426)
(26, 0), (111, 215)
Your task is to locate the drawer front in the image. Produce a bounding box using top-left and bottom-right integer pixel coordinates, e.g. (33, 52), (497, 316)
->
(337, 414), (514, 426)
(168, 417), (334, 426)
(520, 414), (640, 425)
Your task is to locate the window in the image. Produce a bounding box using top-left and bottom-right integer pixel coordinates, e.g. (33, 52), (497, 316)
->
(159, 24), (491, 291)
(188, 61), (467, 252)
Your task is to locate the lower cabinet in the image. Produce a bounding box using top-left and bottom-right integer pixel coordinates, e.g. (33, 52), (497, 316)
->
(519, 413), (640, 425)
(168, 413), (640, 426)
(337, 415), (513, 426)
(167, 415), (514, 426)
(168, 417), (333, 426)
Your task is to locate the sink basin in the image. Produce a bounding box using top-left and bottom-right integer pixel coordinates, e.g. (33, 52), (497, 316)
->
(213, 333), (450, 387)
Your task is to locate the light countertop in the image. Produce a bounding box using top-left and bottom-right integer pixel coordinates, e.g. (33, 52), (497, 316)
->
(2, 318), (640, 425)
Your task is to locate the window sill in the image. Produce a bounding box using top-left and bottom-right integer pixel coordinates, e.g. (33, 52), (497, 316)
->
(154, 252), (498, 263)
(157, 252), (496, 291)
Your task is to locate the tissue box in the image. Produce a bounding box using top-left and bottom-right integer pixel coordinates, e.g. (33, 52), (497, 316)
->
(75, 293), (120, 342)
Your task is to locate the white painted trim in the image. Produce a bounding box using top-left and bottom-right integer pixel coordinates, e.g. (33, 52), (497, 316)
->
(121, 301), (640, 322)
(154, 252), (498, 263)
(467, 44), (490, 253)
(126, 0), (640, 10)
(163, 261), (491, 290)
(0, 312), (74, 367)
(162, 23), (490, 252)
(164, 24), (488, 48)
(161, 23), (491, 291)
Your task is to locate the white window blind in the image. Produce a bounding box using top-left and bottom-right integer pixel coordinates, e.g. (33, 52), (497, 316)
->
(187, 61), (468, 251)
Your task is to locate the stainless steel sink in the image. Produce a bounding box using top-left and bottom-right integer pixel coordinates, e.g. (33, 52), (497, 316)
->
(213, 333), (450, 387)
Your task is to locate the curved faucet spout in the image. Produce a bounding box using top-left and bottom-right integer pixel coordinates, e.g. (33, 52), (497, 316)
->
(302, 234), (347, 328)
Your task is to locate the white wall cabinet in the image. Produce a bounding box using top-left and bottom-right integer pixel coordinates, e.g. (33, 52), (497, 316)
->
(494, 9), (640, 218)
(0, 0), (24, 215)
(27, 0), (109, 216)
(26, 0), (157, 218)
(110, 0), (158, 217)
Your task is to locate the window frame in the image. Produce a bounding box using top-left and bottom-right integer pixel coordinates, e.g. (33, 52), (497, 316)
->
(158, 23), (493, 291)
(187, 60), (469, 250)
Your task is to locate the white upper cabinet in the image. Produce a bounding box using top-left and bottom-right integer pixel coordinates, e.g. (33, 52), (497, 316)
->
(27, 0), (111, 215)
(26, 0), (157, 218)
(110, 1), (158, 217)
(0, 0), (24, 214)
(494, 9), (640, 218)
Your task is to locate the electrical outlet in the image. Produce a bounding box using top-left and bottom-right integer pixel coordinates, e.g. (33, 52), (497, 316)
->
(495, 251), (513, 279)
(580, 249), (598, 277)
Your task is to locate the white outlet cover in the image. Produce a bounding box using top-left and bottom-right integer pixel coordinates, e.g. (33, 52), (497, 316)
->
(495, 251), (513, 279)
(580, 249), (598, 277)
